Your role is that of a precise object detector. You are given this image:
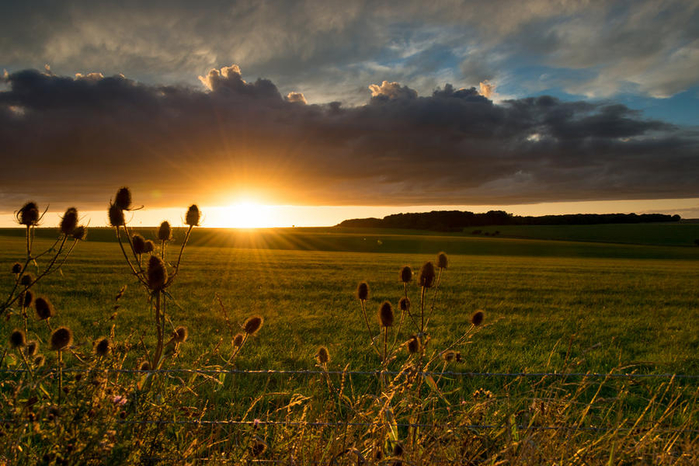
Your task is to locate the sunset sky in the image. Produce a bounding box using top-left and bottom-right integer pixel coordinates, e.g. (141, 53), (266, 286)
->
(1, 0), (698, 228)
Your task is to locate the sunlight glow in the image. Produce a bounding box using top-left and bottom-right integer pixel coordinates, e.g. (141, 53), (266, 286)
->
(209, 202), (276, 229)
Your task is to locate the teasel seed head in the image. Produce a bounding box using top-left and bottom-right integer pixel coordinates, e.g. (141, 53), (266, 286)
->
(72, 225), (87, 240)
(407, 335), (421, 354)
(17, 201), (40, 226)
(399, 297), (410, 312)
(441, 350), (457, 362)
(400, 265), (412, 283)
(59, 207), (79, 235)
(114, 187), (132, 210)
(316, 346), (330, 364)
(35, 297), (55, 320)
(139, 361), (151, 371)
(108, 203), (125, 227)
(418, 261), (436, 288)
(173, 326), (188, 343)
(34, 355), (45, 367)
(157, 221), (172, 242)
(132, 234), (146, 255)
(147, 255), (168, 291)
(378, 301), (394, 327)
(143, 240), (155, 253)
(232, 333), (245, 347)
(437, 252), (448, 269)
(185, 204), (200, 227)
(471, 310), (485, 327)
(356, 281), (369, 301)
(244, 316), (263, 335)
(249, 437), (267, 457)
(25, 340), (39, 357)
(21, 290), (34, 308)
(94, 337), (111, 356)
(20, 273), (34, 286)
(11, 262), (21, 274)
(10, 329), (26, 348)
(393, 443), (404, 457)
(50, 326), (73, 351)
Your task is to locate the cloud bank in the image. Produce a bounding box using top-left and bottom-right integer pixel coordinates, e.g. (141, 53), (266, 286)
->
(1, 65), (697, 212)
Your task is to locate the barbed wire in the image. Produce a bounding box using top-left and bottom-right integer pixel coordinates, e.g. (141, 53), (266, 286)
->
(1, 367), (698, 379)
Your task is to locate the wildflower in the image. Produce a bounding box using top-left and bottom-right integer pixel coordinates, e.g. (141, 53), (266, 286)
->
(316, 346), (330, 364)
(17, 202), (40, 226)
(108, 203), (125, 227)
(94, 337), (111, 356)
(72, 225), (87, 240)
(147, 255), (168, 291)
(9, 329), (26, 348)
(158, 221), (172, 241)
(399, 297), (410, 312)
(59, 207), (79, 235)
(114, 187), (132, 210)
(112, 395), (128, 407)
(185, 204), (200, 227)
(50, 327), (73, 351)
(418, 261), (435, 288)
(244, 316), (263, 335)
(471, 310), (485, 326)
(437, 252), (448, 269)
(356, 281), (369, 301)
(35, 297), (55, 320)
(400, 265), (412, 283)
(407, 335), (420, 354)
(132, 234), (146, 255)
(378, 301), (394, 327)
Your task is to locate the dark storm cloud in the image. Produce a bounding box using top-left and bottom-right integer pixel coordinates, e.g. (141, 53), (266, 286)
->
(1, 66), (697, 211)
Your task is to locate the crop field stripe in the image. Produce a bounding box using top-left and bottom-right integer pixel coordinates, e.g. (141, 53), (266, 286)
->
(2, 367), (698, 379)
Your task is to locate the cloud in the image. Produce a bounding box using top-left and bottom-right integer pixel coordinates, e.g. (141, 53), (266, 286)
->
(1, 66), (697, 213)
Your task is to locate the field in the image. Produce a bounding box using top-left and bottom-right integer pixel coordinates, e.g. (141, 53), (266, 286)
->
(1, 225), (698, 464)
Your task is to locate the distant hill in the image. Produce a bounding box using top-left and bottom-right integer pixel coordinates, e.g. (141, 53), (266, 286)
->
(337, 210), (681, 232)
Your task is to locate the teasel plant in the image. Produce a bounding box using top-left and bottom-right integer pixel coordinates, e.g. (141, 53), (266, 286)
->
(108, 187), (200, 370)
(1, 203), (87, 319)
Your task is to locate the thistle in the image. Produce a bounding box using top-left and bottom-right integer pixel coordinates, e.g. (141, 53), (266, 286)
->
(22, 290), (34, 308)
(17, 201), (40, 226)
(356, 282), (369, 301)
(59, 207), (79, 235)
(147, 255), (168, 291)
(50, 327), (73, 351)
(11, 262), (22, 274)
(418, 261), (435, 288)
(399, 297), (410, 312)
(158, 221), (172, 242)
(316, 346), (330, 364)
(20, 273), (34, 286)
(132, 234), (146, 255)
(400, 265), (412, 283)
(185, 204), (201, 227)
(35, 297), (55, 320)
(94, 338), (111, 356)
(471, 310), (485, 326)
(437, 252), (448, 269)
(244, 316), (263, 335)
(72, 225), (87, 240)
(115, 187), (132, 210)
(143, 240), (155, 254)
(407, 335), (421, 354)
(379, 301), (394, 327)
(232, 333), (245, 347)
(9, 329), (26, 348)
(108, 203), (125, 227)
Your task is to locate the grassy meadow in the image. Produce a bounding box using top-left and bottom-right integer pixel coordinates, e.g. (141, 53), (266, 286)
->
(1, 224), (698, 463)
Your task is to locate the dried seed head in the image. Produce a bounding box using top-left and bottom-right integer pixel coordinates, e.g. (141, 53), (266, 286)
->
(115, 187), (132, 210)
(173, 326), (188, 343)
(400, 265), (412, 283)
(356, 282), (369, 301)
(158, 221), (172, 241)
(232, 333), (245, 347)
(10, 329), (26, 348)
(34, 355), (45, 367)
(316, 346), (330, 364)
(108, 203), (125, 227)
(59, 207), (79, 235)
(21, 290), (34, 308)
(378, 301), (394, 327)
(399, 297), (410, 312)
(20, 273), (34, 286)
(441, 350), (457, 362)
(94, 338), (111, 356)
(25, 340), (39, 357)
(147, 255), (168, 291)
(471, 310), (485, 326)
(50, 327), (73, 351)
(407, 335), (421, 354)
(418, 261), (436, 288)
(185, 204), (200, 227)
(132, 234), (146, 255)
(11, 262), (22, 274)
(72, 225), (87, 240)
(17, 202), (40, 226)
(143, 240), (155, 253)
(139, 361), (151, 371)
(437, 252), (448, 269)
(393, 443), (404, 457)
(35, 297), (55, 320)
(249, 437), (267, 457)
(244, 316), (263, 335)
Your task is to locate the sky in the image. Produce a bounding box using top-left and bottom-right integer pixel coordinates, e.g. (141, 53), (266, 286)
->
(1, 0), (698, 227)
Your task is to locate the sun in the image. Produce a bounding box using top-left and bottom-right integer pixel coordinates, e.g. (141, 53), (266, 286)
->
(214, 201), (276, 229)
